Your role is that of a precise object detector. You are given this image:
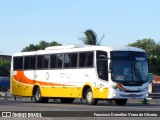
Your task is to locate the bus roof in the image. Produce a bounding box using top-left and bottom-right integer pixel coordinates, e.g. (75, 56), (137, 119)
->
(12, 45), (145, 56)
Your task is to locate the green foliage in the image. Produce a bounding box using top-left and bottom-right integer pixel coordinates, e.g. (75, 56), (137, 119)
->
(79, 29), (105, 45)
(0, 60), (11, 77)
(21, 44), (39, 52)
(128, 38), (160, 58)
(129, 38), (160, 75)
(22, 40), (62, 52)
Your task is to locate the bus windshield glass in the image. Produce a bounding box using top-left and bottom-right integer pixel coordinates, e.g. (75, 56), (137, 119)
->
(110, 51), (148, 85)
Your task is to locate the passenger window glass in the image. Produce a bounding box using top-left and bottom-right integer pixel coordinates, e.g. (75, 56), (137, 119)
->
(30, 56), (36, 69)
(24, 56), (30, 69)
(24, 56), (36, 70)
(13, 57), (18, 70)
(64, 54), (70, 68)
(56, 54), (63, 68)
(13, 57), (23, 70)
(64, 53), (78, 68)
(37, 56), (43, 69)
(86, 52), (93, 67)
(17, 57), (23, 70)
(71, 53), (77, 67)
(79, 53), (86, 67)
(50, 54), (56, 68)
(43, 55), (49, 69)
(79, 52), (93, 67)
(96, 51), (108, 81)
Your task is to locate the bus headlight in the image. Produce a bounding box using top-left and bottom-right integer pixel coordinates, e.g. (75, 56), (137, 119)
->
(111, 86), (123, 91)
(143, 87), (148, 92)
(112, 93), (116, 97)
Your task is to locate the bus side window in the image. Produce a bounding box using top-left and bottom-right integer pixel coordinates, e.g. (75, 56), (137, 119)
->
(37, 56), (43, 69)
(79, 53), (86, 67)
(96, 51), (108, 81)
(71, 53), (77, 68)
(18, 57), (23, 70)
(24, 56), (36, 70)
(42, 55), (49, 69)
(97, 60), (108, 80)
(79, 52), (93, 68)
(64, 54), (71, 68)
(13, 57), (18, 70)
(56, 54), (63, 68)
(50, 54), (56, 68)
(13, 57), (23, 70)
(30, 56), (36, 69)
(86, 52), (93, 67)
(24, 56), (30, 69)
(64, 53), (78, 68)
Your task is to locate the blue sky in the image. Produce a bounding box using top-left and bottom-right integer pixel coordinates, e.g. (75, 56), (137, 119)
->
(0, 0), (160, 55)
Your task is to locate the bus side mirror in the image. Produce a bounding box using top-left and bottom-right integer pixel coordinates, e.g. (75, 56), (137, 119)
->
(148, 73), (153, 83)
(109, 61), (112, 70)
(147, 59), (150, 70)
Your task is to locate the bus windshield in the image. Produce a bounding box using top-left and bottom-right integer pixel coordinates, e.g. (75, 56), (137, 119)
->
(110, 51), (148, 85)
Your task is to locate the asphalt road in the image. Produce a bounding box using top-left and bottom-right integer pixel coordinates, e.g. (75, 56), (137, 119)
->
(0, 99), (160, 111)
(0, 99), (160, 120)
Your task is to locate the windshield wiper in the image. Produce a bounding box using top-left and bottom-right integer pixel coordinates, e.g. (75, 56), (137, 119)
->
(133, 62), (143, 82)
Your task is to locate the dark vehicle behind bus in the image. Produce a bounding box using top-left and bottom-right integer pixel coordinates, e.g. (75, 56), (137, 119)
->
(0, 76), (10, 91)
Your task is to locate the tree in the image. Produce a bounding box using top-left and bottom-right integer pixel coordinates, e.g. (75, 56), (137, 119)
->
(128, 38), (160, 58)
(79, 29), (105, 45)
(0, 60), (11, 77)
(128, 38), (160, 75)
(21, 44), (39, 52)
(39, 40), (49, 50)
(22, 40), (61, 52)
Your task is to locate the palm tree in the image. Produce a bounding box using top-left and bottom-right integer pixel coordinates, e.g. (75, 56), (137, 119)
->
(79, 29), (105, 45)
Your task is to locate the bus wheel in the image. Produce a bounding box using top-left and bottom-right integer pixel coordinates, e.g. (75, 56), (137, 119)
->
(60, 98), (75, 103)
(115, 99), (127, 105)
(85, 88), (98, 105)
(34, 87), (49, 103)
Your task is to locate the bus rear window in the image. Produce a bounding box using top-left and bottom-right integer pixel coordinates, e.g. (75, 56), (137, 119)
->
(13, 57), (23, 70)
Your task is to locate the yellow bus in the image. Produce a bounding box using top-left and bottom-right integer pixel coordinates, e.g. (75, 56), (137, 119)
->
(10, 45), (149, 105)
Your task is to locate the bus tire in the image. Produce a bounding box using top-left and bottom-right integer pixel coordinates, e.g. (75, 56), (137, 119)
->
(34, 87), (49, 103)
(115, 99), (127, 105)
(60, 98), (75, 103)
(85, 88), (98, 105)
